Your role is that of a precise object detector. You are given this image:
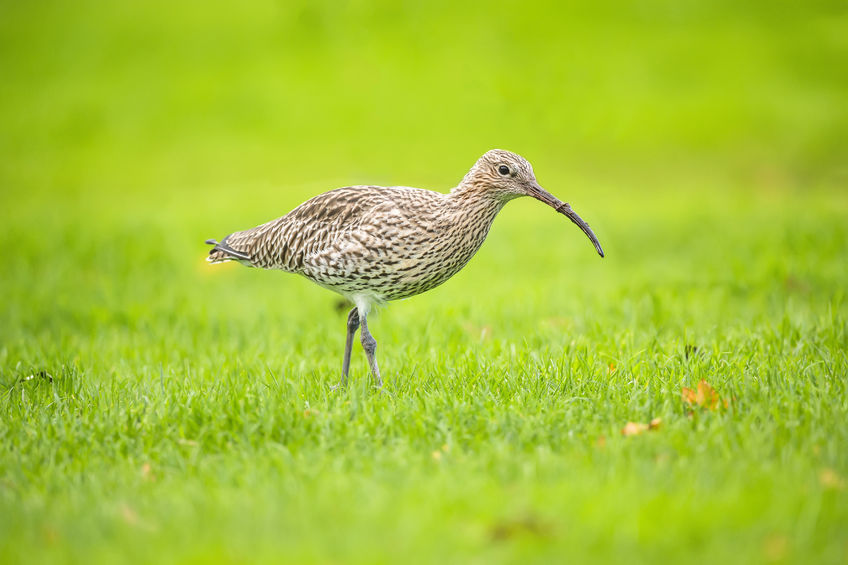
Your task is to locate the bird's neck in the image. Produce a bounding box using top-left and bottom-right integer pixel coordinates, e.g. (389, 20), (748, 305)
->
(446, 182), (506, 219)
(443, 182), (507, 237)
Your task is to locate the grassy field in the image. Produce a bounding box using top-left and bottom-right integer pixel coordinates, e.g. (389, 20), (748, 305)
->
(1, 1), (847, 563)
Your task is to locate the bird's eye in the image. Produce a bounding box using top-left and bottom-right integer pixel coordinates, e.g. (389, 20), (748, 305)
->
(498, 165), (510, 176)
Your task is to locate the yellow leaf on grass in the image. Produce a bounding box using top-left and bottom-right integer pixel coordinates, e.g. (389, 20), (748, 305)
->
(621, 422), (646, 436)
(682, 380), (728, 411)
(819, 468), (845, 490)
(622, 417), (662, 436)
(141, 463), (155, 482)
(431, 444), (450, 461)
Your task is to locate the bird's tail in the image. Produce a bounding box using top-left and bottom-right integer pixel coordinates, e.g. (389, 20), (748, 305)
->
(205, 235), (253, 265)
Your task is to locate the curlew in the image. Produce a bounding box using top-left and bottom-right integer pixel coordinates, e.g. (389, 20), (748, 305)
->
(206, 149), (604, 388)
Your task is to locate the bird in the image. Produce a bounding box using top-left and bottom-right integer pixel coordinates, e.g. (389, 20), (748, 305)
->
(205, 149), (604, 388)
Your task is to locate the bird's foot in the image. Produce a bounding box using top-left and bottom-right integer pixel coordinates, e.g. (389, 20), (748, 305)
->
(371, 374), (389, 393)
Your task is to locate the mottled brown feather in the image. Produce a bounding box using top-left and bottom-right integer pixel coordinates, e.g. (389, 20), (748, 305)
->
(206, 149), (601, 308)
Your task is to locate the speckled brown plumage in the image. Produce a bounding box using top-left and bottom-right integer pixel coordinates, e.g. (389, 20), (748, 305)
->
(206, 149), (604, 387)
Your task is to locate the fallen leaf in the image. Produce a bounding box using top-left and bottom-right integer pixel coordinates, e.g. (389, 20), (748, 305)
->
(682, 380), (728, 411)
(490, 515), (551, 541)
(622, 418), (662, 436)
(141, 463), (155, 482)
(819, 468), (845, 490)
(621, 422), (649, 436)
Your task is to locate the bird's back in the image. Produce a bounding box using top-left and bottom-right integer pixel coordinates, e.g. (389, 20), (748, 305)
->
(209, 186), (402, 270)
(209, 185), (490, 302)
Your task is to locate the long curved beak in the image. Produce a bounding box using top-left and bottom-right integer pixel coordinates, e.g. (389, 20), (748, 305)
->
(528, 184), (605, 257)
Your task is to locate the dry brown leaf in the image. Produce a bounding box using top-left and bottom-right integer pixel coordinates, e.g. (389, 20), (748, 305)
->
(621, 422), (649, 436)
(431, 444), (451, 461)
(141, 463), (155, 482)
(622, 417), (662, 437)
(682, 380), (728, 411)
(490, 515), (551, 541)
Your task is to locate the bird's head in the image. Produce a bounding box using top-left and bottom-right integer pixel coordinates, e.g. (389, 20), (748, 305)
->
(462, 149), (605, 258)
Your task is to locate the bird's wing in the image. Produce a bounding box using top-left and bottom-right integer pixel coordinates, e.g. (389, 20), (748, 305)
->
(217, 186), (412, 272)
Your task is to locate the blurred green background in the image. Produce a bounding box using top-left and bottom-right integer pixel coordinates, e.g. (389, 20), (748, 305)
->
(2, 0), (846, 340)
(1, 1), (847, 563)
(3, 0), (846, 203)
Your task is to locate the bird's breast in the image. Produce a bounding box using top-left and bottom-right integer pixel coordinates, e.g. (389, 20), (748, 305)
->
(298, 197), (503, 301)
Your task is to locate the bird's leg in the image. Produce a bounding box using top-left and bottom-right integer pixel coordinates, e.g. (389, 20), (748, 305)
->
(358, 310), (383, 388)
(336, 307), (360, 389)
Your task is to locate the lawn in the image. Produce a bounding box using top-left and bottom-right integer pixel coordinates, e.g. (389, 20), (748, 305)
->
(1, 1), (847, 563)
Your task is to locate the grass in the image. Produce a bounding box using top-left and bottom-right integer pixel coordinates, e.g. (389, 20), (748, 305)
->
(1, 1), (847, 563)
